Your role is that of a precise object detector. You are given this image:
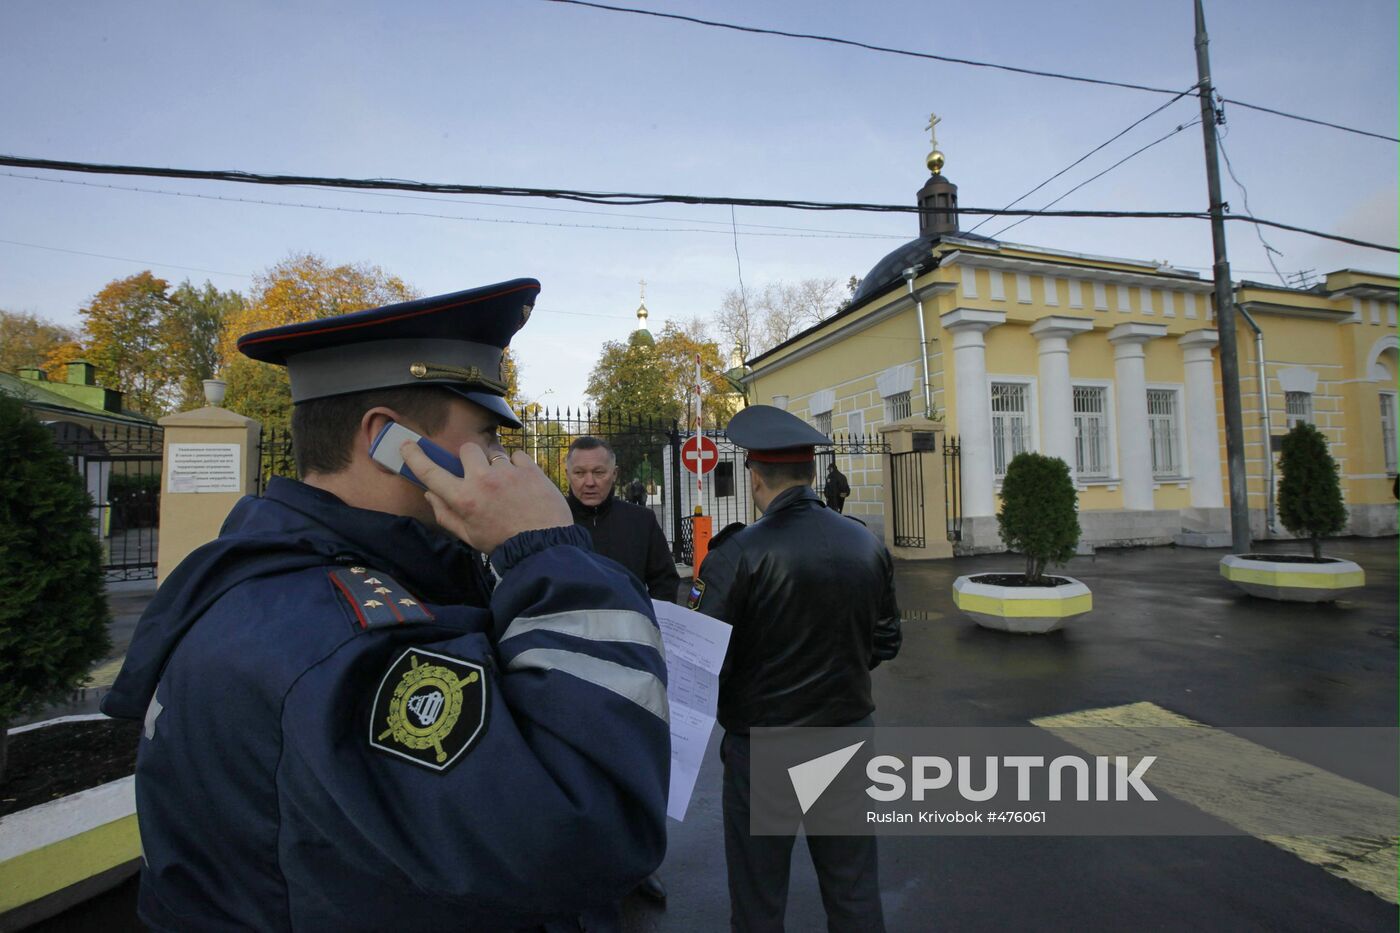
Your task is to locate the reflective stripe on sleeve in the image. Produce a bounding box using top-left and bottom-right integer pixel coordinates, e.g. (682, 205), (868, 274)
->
(505, 648), (669, 722)
(499, 609), (663, 654)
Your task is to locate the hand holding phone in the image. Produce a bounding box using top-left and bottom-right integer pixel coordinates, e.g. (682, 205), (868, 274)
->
(369, 421), (464, 490)
(376, 420), (572, 553)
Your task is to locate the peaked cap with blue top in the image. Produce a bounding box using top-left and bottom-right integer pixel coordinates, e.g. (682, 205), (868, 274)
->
(236, 278), (537, 428)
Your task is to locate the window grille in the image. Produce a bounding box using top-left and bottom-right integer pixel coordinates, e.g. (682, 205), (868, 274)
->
(814, 411), (832, 435)
(1285, 391), (1313, 429)
(885, 391), (912, 422)
(1072, 386), (1110, 477)
(1147, 389), (1179, 476)
(990, 382), (1029, 475)
(1381, 393), (1397, 474)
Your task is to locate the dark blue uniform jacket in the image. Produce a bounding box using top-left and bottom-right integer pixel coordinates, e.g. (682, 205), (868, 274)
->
(102, 478), (669, 931)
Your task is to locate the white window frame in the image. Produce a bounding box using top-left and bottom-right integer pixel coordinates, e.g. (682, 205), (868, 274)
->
(847, 410), (865, 438)
(987, 375), (1038, 478)
(1071, 383), (1114, 480)
(884, 391), (912, 423)
(814, 411), (832, 435)
(1285, 391), (1313, 429)
(1380, 391), (1397, 474)
(1146, 385), (1185, 479)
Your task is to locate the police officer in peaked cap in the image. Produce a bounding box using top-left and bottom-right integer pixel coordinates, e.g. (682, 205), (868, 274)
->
(689, 404), (902, 933)
(104, 280), (669, 932)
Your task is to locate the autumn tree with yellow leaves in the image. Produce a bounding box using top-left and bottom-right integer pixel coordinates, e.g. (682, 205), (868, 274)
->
(219, 254), (418, 432)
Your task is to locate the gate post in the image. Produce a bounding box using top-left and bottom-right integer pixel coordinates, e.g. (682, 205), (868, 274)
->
(878, 418), (954, 560)
(155, 402), (261, 584)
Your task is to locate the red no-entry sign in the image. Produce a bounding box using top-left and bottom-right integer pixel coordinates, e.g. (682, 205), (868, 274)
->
(680, 435), (720, 474)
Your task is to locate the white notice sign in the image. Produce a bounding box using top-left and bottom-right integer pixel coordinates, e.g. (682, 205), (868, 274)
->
(168, 444), (242, 494)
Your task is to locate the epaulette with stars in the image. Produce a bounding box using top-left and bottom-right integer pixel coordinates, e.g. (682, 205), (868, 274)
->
(328, 565), (435, 631)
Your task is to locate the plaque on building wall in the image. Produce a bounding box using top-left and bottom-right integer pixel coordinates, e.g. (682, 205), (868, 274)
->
(168, 443), (241, 493)
(912, 432), (937, 452)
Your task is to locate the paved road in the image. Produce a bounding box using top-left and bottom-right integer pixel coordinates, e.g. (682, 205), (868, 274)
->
(32, 539), (1399, 931)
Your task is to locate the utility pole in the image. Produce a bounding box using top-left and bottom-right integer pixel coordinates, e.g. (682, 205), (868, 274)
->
(1194, 0), (1252, 554)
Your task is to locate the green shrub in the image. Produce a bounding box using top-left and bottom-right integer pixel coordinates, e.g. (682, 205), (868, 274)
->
(1276, 422), (1347, 559)
(0, 395), (112, 780)
(997, 452), (1081, 584)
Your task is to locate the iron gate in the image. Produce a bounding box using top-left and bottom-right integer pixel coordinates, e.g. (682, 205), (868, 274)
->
(47, 420), (164, 581)
(889, 450), (926, 548)
(944, 434), (963, 542)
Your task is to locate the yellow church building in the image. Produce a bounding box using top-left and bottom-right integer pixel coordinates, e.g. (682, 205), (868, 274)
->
(743, 140), (1397, 554)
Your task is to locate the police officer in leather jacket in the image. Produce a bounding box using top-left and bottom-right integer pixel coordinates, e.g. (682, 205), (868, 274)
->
(688, 404), (900, 933)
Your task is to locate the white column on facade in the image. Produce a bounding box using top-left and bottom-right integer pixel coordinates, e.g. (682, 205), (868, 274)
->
(942, 308), (1006, 517)
(1030, 316), (1094, 475)
(1179, 330), (1224, 508)
(1109, 323), (1169, 510)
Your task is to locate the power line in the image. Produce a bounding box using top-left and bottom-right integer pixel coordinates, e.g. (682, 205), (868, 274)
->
(543, 0), (1182, 95)
(280, 184), (903, 238)
(1218, 97), (1398, 144)
(0, 237), (251, 278)
(541, 0), (1398, 144)
(967, 88), (1197, 235)
(1217, 123), (1287, 286)
(0, 154), (1393, 253)
(0, 172), (899, 241)
(990, 118), (1203, 239)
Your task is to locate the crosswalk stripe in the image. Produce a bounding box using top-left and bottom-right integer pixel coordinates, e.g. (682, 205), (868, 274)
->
(1031, 701), (1398, 904)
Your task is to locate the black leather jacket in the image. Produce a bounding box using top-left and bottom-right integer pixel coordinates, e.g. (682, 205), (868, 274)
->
(692, 486), (901, 733)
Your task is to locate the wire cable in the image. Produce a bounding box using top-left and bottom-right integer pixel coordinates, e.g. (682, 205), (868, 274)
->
(990, 118), (1202, 239)
(541, 0), (1398, 144)
(1217, 122), (1287, 286)
(0, 154), (1392, 253)
(0, 172), (899, 240)
(0, 236), (251, 278)
(966, 88), (1197, 235)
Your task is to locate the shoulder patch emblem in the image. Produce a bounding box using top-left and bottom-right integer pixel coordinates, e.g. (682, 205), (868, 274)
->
(370, 648), (487, 772)
(330, 567), (435, 630)
(687, 579), (706, 610)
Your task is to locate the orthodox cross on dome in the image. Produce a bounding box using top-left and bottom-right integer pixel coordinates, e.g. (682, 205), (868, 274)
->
(636, 277), (650, 330)
(926, 112), (941, 150)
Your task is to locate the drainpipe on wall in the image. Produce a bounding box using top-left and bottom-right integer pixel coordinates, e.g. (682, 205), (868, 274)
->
(1236, 305), (1276, 535)
(904, 266), (934, 418)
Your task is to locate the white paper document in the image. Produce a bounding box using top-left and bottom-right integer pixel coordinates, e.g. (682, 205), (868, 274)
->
(653, 598), (732, 821)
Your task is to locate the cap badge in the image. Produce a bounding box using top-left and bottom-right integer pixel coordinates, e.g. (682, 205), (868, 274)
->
(408, 362), (508, 395)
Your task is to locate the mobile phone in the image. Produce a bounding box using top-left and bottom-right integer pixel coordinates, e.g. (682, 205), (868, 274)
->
(369, 421), (464, 490)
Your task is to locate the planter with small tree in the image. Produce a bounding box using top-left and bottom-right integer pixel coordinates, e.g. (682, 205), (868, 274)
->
(0, 394), (140, 928)
(1220, 422), (1364, 601)
(953, 452), (1092, 633)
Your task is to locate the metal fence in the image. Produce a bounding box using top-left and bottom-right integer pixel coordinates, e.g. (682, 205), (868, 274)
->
(944, 434), (963, 542)
(889, 450), (926, 548)
(255, 414), (899, 562)
(47, 420), (164, 581)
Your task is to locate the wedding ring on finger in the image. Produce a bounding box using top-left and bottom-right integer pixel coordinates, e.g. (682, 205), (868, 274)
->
(489, 455), (509, 465)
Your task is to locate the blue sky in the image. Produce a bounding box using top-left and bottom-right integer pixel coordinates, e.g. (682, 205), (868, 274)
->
(1, 0), (1395, 408)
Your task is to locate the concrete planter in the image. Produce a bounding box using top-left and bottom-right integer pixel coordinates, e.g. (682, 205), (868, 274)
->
(1219, 554), (1366, 602)
(0, 716), (141, 930)
(952, 573), (1093, 634)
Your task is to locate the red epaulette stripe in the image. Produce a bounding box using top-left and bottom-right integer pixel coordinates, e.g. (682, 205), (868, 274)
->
(329, 572), (371, 630)
(236, 282), (536, 350)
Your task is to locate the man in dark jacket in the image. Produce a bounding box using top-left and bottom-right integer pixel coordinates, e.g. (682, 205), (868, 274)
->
(566, 436), (681, 604)
(102, 282), (668, 932)
(823, 461), (851, 513)
(565, 435), (678, 903)
(690, 405), (901, 933)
